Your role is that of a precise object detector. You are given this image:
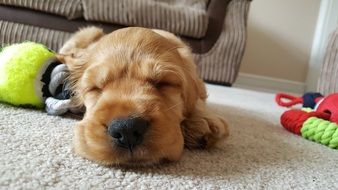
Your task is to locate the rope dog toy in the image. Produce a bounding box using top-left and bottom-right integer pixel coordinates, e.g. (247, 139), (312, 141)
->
(302, 117), (338, 148)
(276, 92), (338, 149)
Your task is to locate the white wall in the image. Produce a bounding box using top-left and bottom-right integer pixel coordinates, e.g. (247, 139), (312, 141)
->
(236, 0), (321, 93)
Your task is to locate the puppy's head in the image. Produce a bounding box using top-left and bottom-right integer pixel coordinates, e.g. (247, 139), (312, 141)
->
(66, 28), (203, 165)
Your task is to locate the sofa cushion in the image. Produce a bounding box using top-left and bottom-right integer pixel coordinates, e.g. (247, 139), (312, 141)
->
(0, 0), (82, 19)
(82, 0), (210, 39)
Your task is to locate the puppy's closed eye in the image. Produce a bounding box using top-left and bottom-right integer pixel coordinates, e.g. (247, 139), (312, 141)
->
(153, 81), (175, 89)
(150, 80), (181, 90)
(87, 86), (102, 93)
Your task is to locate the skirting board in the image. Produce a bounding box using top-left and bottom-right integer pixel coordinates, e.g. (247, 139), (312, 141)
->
(234, 73), (306, 94)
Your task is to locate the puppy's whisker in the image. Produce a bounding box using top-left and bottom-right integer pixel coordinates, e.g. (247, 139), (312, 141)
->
(165, 102), (182, 112)
(130, 113), (142, 119)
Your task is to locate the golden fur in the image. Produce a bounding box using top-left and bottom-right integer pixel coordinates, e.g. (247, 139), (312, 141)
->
(58, 27), (229, 165)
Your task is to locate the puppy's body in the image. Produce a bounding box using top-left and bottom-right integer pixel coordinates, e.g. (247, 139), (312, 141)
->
(59, 27), (228, 165)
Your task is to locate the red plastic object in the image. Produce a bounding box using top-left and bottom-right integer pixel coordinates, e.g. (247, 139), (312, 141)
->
(316, 93), (338, 124)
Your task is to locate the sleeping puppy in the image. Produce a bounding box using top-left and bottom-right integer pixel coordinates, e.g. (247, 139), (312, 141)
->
(58, 27), (229, 165)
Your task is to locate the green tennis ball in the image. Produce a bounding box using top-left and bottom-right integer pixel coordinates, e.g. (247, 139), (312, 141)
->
(0, 42), (55, 108)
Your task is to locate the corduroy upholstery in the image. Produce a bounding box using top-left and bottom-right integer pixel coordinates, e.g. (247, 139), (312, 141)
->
(82, 0), (210, 38)
(0, 20), (71, 51)
(196, 0), (250, 84)
(0, 0), (82, 19)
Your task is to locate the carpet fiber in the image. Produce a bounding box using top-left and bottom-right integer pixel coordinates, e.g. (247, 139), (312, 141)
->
(1, 84), (338, 189)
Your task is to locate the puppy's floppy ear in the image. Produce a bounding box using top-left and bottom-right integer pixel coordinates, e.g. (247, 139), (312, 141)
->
(58, 26), (105, 70)
(180, 61), (229, 148)
(59, 26), (105, 55)
(57, 27), (105, 108)
(176, 47), (207, 115)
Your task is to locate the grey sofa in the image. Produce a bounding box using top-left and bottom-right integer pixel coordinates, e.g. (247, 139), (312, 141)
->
(0, 0), (252, 86)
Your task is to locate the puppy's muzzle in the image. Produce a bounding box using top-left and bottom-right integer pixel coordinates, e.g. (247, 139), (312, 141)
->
(108, 117), (149, 150)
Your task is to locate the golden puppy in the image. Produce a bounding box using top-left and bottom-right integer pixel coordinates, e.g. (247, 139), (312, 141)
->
(58, 27), (229, 165)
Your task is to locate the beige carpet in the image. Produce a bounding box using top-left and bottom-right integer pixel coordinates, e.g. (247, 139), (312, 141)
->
(1, 84), (338, 190)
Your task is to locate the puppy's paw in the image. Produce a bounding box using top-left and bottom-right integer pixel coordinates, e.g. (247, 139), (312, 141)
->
(182, 104), (229, 149)
(203, 115), (229, 148)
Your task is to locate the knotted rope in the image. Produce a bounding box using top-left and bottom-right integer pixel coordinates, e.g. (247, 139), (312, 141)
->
(280, 110), (329, 135)
(301, 117), (338, 149)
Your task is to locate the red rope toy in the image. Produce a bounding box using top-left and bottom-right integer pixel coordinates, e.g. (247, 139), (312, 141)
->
(276, 92), (338, 134)
(275, 93), (303, 107)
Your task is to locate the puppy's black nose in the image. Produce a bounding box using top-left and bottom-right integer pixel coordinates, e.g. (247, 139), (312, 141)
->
(108, 117), (149, 149)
